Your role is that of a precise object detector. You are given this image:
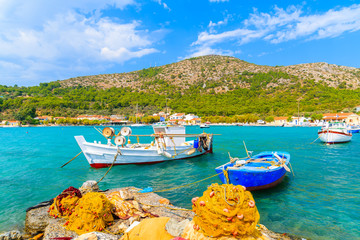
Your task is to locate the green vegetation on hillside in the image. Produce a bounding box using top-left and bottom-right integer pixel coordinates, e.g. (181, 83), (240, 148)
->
(1, 67), (360, 123)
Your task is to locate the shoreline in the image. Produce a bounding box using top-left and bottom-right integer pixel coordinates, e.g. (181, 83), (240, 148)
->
(0, 123), (321, 128)
(1, 180), (306, 240)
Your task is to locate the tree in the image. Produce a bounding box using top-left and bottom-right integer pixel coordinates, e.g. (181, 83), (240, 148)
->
(265, 116), (274, 122)
(14, 106), (36, 121)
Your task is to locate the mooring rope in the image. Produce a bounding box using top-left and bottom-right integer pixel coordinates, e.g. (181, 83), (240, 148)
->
(61, 151), (83, 168)
(97, 147), (121, 184)
(148, 172), (222, 193)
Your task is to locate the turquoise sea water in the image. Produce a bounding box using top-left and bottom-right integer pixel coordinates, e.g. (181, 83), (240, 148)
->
(0, 125), (360, 239)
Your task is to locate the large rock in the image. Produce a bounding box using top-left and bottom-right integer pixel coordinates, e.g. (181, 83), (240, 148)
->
(106, 187), (194, 221)
(0, 230), (22, 240)
(25, 201), (56, 235)
(79, 180), (99, 195)
(257, 225), (304, 240)
(42, 220), (78, 240)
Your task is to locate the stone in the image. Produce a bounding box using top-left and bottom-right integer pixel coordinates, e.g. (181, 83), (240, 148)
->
(74, 232), (120, 240)
(166, 218), (189, 237)
(111, 187), (195, 221)
(0, 230), (22, 240)
(79, 180), (99, 194)
(25, 204), (56, 235)
(106, 219), (127, 235)
(42, 220), (78, 240)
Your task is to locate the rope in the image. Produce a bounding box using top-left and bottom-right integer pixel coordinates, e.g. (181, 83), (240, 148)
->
(223, 169), (229, 184)
(171, 146), (194, 157)
(170, 137), (177, 156)
(243, 140), (250, 158)
(289, 162), (295, 177)
(151, 172), (222, 193)
(94, 127), (108, 139)
(97, 147), (121, 184)
(138, 202), (192, 212)
(61, 151), (82, 168)
(310, 136), (320, 144)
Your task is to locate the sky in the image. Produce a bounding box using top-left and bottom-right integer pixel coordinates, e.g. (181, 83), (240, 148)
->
(1, 0), (360, 86)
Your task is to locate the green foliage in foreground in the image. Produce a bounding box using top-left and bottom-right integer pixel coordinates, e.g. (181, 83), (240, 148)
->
(1, 71), (360, 123)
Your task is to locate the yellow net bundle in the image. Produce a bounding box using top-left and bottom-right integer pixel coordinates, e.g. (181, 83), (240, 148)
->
(192, 183), (260, 238)
(65, 192), (114, 235)
(48, 186), (82, 219)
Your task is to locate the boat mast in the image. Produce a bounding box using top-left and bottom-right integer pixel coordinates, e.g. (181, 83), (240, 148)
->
(298, 100), (300, 126)
(135, 103), (138, 124)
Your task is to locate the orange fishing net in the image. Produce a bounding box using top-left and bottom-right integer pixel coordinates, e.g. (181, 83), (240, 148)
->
(107, 191), (155, 219)
(107, 191), (144, 219)
(48, 187), (82, 219)
(65, 192), (114, 235)
(192, 183), (260, 238)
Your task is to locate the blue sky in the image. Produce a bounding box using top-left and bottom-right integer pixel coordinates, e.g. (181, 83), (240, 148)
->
(1, 0), (360, 86)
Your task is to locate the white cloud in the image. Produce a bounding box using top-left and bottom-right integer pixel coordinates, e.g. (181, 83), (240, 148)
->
(0, 0), (164, 86)
(190, 4), (360, 58)
(153, 0), (171, 11)
(184, 46), (234, 60)
(208, 14), (231, 33)
(270, 4), (360, 43)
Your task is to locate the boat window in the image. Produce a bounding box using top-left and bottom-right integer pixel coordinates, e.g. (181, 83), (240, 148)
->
(153, 127), (166, 133)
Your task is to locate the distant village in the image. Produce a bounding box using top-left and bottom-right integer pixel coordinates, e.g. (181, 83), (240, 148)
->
(1, 110), (360, 127)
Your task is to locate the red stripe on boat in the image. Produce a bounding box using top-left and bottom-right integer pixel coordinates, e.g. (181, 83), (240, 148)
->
(90, 149), (213, 168)
(318, 130), (351, 137)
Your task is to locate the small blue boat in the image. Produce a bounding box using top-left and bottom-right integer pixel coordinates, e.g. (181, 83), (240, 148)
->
(347, 125), (360, 134)
(215, 151), (291, 191)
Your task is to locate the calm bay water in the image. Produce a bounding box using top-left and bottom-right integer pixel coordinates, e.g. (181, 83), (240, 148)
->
(0, 125), (359, 239)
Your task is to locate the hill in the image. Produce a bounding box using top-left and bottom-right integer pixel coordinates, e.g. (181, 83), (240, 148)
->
(1, 55), (360, 123)
(60, 55), (360, 92)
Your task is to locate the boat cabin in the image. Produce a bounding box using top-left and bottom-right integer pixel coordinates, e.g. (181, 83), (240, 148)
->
(153, 124), (185, 146)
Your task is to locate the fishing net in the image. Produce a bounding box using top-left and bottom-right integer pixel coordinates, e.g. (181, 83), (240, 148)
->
(48, 186), (82, 219)
(65, 192), (114, 235)
(107, 191), (150, 219)
(192, 183), (260, 238)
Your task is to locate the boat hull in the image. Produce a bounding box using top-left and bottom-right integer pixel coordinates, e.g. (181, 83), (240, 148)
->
(318, 130), (352, 144)
(348, 129), (360, 134)
(75, 135), (213, 168)
(215, 151), (290, 191)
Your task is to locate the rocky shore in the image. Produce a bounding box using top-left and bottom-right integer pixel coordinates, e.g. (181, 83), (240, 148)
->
(0, 181), (305, 240)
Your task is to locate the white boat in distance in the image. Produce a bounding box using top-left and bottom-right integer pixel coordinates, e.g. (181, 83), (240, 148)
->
(318, 122), (352, 144)
(75, 124), (214, 168)
(130, 123), (147, 127)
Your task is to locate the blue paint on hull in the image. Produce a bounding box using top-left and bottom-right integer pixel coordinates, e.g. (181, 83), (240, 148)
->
(215, 151), (290, 190)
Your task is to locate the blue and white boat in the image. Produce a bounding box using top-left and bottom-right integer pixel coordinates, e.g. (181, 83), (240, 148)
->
(347, 125), (360, 134)
(215, 151), (291, 191)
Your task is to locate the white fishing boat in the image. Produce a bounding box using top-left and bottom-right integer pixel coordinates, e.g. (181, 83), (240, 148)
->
(130, 123), (147, 127)
(318, 122), (352, 144)
(75, 124), (214, 168)
(199, 123), (209, 128)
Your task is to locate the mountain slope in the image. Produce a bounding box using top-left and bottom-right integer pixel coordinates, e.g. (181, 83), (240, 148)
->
(60, 55), (360, 92)
(1, 55), (360, 121)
